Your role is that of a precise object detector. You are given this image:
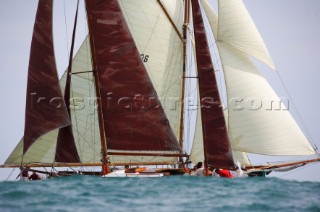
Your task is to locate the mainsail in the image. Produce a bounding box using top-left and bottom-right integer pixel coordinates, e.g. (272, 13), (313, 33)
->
(85, 0), (181, 152)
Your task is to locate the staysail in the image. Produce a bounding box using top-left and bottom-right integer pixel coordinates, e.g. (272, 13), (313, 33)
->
(191, 0), (234, 169)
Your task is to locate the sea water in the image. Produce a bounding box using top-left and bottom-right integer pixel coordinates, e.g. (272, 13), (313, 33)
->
(0, 175), (319, 212)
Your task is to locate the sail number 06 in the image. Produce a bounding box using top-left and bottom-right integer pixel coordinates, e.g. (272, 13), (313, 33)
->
(140, 54), (149, 63)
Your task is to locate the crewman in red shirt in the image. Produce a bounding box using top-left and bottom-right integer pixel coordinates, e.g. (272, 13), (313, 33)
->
(215, 168), (233, 178)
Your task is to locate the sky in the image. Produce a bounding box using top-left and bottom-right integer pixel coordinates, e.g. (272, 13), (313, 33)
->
(0, 0), (319, 181)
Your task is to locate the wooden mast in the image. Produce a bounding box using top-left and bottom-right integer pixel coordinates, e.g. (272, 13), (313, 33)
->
(84, 0), (110, 175)
(176, 0), (191, 169)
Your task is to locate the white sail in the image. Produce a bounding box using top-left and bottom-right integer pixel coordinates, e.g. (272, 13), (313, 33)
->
(217, 0), (275, 69)
(200, 0), (218, 39)
(200, 0), (315, 156)
(232, 151), (251, 167)
(217, 42), (315, 156)
(5, 131), (58, 165)
(118, 0), (184, 139)
(189, 99), (204, 164)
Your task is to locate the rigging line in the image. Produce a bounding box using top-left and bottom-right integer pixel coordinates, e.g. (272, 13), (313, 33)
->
(81, 15), (97, 158)
(120, 1), (160, 89)
(83, 37), (98, 160)
(6, 168), (15, 181)
(70, 76), (81, 152)
(159, 36), (182, 96)
(72, 111), (95, 149)
(64, 0), (80, 144)
(85, 73), (98, 161)
(72, 112), (98, 153)
(63, 0), (70, 58)
(161, 73), (182, 97)
(143, 14), (161, 54)
(185, 84), (197, 97)
(275, 70), (318, 155)
(134, 0), (162, 54)
(202, 9), (222, 69)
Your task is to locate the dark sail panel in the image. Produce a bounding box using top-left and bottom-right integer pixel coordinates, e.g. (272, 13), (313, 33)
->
(86, 0), (181, 152)
(23, 0), (71, 154)
(55, 0), (80, 163)
(191, 0), (234, 169)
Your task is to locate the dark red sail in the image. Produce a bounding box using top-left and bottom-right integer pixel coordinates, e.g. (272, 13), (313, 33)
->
(23, 0), (71, 154)
(86, 0), (181, 152)
(55, 0), (80, 163)
(191, 0), (234, 169)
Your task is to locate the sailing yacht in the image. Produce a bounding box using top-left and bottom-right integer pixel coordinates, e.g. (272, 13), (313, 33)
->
(0, 0), (319, 179)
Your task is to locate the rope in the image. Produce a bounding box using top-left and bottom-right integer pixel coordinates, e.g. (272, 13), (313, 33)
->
(6, 168), (16, 181)
(63, 0), (70, 58)
(275, 71), (320, 158)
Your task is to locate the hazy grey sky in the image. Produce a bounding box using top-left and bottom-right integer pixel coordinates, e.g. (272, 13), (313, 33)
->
(0, 0), (319, 181)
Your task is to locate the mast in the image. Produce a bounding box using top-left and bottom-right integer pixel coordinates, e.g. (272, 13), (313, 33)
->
(84, 0), (110, 175)
(179, 0), (191, 149)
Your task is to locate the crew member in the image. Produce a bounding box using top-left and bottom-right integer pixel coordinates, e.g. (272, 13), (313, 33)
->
(29, 171), (41, 181)
(215, 168), (233, 178)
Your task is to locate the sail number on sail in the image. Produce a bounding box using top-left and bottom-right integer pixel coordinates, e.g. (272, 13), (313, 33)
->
(140, 54), (149, 63)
